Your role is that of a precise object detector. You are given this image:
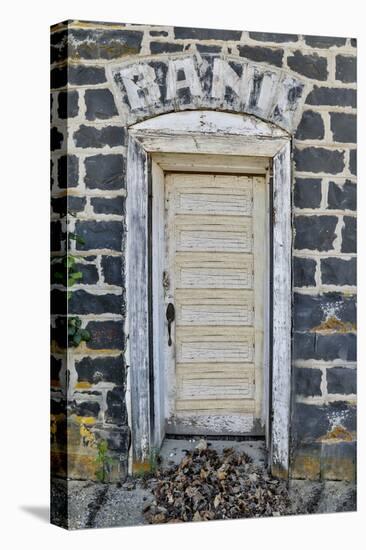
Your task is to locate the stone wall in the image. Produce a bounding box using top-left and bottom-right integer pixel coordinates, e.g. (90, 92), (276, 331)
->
(50, 20), (356, 484)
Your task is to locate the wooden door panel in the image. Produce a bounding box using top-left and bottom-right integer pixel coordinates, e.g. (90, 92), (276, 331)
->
(164, 173), (267, 436)
(173, 174), (253, 216)
(175, 252), (254, 289)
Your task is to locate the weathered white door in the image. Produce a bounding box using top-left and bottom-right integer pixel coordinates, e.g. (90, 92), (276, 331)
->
(163, 172), (268, 436)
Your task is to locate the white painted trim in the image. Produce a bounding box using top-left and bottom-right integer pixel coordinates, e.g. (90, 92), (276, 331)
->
(125, 135), (151, 467)
(131, 111), (289, 138)
(130, 131), (288, 158)
(151, 159), (167, 449)
(126, 110), (292, 476)
(151, 152), (270, 174)
(271, 142), (292, 476)
(253, 176), (269, 424)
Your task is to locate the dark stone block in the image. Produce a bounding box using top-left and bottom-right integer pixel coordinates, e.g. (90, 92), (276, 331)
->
(68, 290), (124, 315)
(292, 403), (328, 442)
(306, 86), (356, 108)
(85, 89), (118, 120)
(327, 367), (356, 395)
(84, 154), (125, 190)
(57, 90), (79, 119)
(196, 44), (222, 53)
(50, 29), (67, 63)
(294, 147), (345, 174)
(106, 386), (127, 425)
(50, 159), (54, 189)
(91, 196), (125, 215)
(295, 111), (325, 140)
(75, 220), (124, 251)
(336, 55), (357, 83)
(349, 149), (357, 175)
(294, 332), (356, 361)
(249, 32), (298, 43)
(51, 397), (67, 416)
(105, 430), (131, 454)
(51, 356), (62, 382)
(341, 216), (356, 253)
(150, 30), (169, 37)
(287, 51), (328, 80)
(74, 262), (98, 284)
(293, 257), (317, 287)
(51, 317), (68, 348)
(57, 155), (79, 188)
(51, 258), (66, 285)
(294, 178), (322, 208)
(321, 257), (356, 286)
(294, 215), (338, 251)
(174, 26), (242, 40)
(68, 65), (106, 85)
(330, 112), (356, 143)
(304, 35), (346, 48)
(51, 290), (68, 314)
(295, 367), (322, 397)
(238, 45), (283, 67)
(68, 28), (143, 60)
(291, 442), (321, 480)
(72, 400), (100, 418)
(293, 402), (356, 444)
(51, 196), (86, 216)
(51, 66), (67, 89)
(51, 221), (64, 252)
(321, 441), (356, 482)
(293, 292), (356, 331)
(51, 127), (64, 150)
(85, 320), (125, 350)
(327, 180), (356, 210)
(74, 125), (125, 148)
(68, 196), (86, 213)
(150, 42), (184, 54)
(101, 256), (124, 286)
(75, 355), (125, 386)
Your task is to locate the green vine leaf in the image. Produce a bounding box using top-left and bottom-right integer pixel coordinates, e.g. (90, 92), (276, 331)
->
(69, 233), (85, 246)
(52, 221), (92, 349)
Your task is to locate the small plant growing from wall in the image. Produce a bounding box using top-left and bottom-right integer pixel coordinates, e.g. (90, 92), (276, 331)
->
(52, 209), (91, 348)
(95, 440), (115, 483)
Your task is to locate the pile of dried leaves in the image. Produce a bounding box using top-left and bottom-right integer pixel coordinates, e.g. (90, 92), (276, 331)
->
(142, 440), (291, 524)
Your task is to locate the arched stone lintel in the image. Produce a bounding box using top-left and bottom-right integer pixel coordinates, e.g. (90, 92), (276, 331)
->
(109, 53), (310, 133)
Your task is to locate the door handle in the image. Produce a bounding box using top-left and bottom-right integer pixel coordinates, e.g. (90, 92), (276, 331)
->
(166, 303), (175, 346)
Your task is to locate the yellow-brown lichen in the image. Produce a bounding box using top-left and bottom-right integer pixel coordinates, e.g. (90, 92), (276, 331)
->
(133, 460), (154, 475)
(80, 424), (96, 448)
(75, 381), (92, 389)
(73, 415), (96, 425)
(291, 455), (320, 480)
(319, 425), (355, 442)
(311, 316), (356, 334)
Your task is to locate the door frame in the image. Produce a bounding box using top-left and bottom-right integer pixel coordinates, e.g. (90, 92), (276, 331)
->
(125, 111), (292, 478)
